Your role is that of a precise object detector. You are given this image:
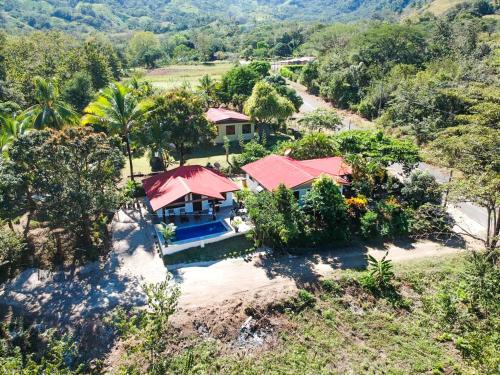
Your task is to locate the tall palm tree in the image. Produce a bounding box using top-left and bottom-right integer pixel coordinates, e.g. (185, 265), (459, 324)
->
(81, 82), (153, 181)
(21, 77), (78, 130)
(0, 114), (32, 157)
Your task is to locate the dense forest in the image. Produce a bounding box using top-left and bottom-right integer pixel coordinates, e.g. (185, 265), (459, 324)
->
(1, 0), (427, 33)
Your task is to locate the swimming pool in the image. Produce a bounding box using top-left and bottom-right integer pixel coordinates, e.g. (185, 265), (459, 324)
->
(173, 221), (230, 243)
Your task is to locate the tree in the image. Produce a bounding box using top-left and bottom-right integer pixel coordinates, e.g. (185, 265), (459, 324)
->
(299, 109), (342, 133)
(196, 74), (219, 107)
(0, 114), (31, 157)
(244, 81), (295, 140)
(20, 128), (124, 252)
(401, 170), (442, 209)
(142, 274), (180, 367)
(127, 32), (163, 68)
(217, 66), (259, 110)
(248, 61), (271, 78)
(233, 140), (270, 170)
(151, 89), (216, 166)
(61, 71), (95, 112)
(82, 83), (153, 181)
(20, 77), (77, 130)
(264, 74), (303, 112)
(407, 203), (454, 237)
(302, 175), (350, 242)
(430, 125), (499, 251)
(277, 132), (339, 160)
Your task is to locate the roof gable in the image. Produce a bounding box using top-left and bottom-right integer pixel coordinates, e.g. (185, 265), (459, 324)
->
(242, 155), (351, 191)
(143, 165), (239, 211)
(206, 108), (250, 124)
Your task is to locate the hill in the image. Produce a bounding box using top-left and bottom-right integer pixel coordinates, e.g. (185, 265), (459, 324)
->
(0, 0), (425, 34)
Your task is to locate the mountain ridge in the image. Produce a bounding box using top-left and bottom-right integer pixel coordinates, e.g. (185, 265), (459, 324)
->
(0, 0), (426, 34)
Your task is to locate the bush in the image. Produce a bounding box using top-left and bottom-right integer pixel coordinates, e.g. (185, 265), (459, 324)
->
(0, 228), (27, 279)
(320, 279), (342, 295)
(233, 140), (270, 170)
(123, 180), (145, 199)
(360, 211), (379, 239)
(401, 170), (442, 208)
(407, 203), (454, 237)
(297, 289), (316, 306)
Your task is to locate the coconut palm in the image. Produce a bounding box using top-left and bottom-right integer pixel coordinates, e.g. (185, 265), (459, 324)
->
(21, 77), (78, 130)
(0, 114), (32, 157)
(81, 82), (153, 181)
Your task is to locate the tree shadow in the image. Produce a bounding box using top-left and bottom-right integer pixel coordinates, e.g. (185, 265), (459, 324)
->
(253, 242), (370, 289)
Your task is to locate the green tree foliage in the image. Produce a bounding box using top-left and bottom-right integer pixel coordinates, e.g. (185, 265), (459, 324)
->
(127, 31), (163, 68)
(0, 228), (26, 278)
(264, 74), (303, 112)
(248, 61), (271, 78)
(150, 88), (216, 166)
(277, 132), (339, 160)
(20, 77), (78, 130)
(60, 71), (95, 112)
(233, 140), (270, 170)
(245, 184), (302, 250)
(430, 125), (499, 251)
(0, 114), (31, 157)
(334, 130), (420, 170)
(1, 128), (124, 260)
(302, 175), (350, 242)
(82, 82), (153, 181)
(298, 108), (342, 132)
(217, 66), (260, 110)
(401, 170), (442, 209)
(0, 32), (121, 106)
(244, 81), (295, 139)
(407, 203), (455, 237)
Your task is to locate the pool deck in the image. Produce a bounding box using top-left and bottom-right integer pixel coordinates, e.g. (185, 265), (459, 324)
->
(151, 206), (252, 256)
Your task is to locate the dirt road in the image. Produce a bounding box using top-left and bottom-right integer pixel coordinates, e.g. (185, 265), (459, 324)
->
(175, 239), (463, 309)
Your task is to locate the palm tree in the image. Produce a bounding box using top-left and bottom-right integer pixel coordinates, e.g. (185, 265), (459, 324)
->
(81, 83), (153, 181)
(0, 114), (32, 157)
(21, 77), (78, 130)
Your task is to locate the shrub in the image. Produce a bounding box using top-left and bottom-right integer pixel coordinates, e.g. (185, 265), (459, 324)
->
(0, 228), (27, 278)
(123, 180), (145, 199)
(401, 170), (442, 208)
(407, 203), (454, 236)
(320, 279), (342, 295)
(367, 251), (394, 289)
(297, 289), (316, 306)
(232, 140), (270, 170)
(360, 210), (379, 239)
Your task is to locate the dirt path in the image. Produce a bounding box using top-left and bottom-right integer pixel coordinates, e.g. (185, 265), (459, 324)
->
(175, 239), (464, 309)
(0, 208), (166, 327)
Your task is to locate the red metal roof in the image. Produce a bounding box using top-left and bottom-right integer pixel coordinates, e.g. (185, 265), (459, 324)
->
(142, 165), (240, 211)
(241, 155), (352, 191)
(206, 108), (250, 123)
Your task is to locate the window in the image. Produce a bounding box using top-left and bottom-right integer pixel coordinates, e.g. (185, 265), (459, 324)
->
(293, 191), (300, 201)
(242, 124), (252, 134)
(225, 125), (235, 135)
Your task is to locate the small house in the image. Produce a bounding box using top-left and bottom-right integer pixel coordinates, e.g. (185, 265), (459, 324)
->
(142, 165), (240, 221)
(242, 155), (352, 201)
(206, 108), (255, 144)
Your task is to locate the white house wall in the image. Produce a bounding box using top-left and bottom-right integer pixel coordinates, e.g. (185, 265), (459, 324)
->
(213, 122), (255, 144)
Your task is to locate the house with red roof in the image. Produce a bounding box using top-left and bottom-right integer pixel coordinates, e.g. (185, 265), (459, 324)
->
(142, 165), (240, 220)
(242, 155), (352, 200)
(206, 107), (255, 144)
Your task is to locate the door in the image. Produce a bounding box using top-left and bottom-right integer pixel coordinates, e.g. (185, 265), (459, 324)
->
(192, 194), (202, 212)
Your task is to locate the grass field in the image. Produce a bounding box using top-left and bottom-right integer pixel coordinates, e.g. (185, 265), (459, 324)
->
(143, 62), (234, 90)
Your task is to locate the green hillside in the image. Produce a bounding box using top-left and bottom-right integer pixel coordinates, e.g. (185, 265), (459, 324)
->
(0, 0), (425, 34)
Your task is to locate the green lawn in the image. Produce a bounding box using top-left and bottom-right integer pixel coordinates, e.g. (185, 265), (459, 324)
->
(163, 235), (255, 266)
(143, 62), (234, 90)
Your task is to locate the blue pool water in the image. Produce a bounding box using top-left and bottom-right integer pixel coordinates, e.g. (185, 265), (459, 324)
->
(173, 221), (229, 243)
